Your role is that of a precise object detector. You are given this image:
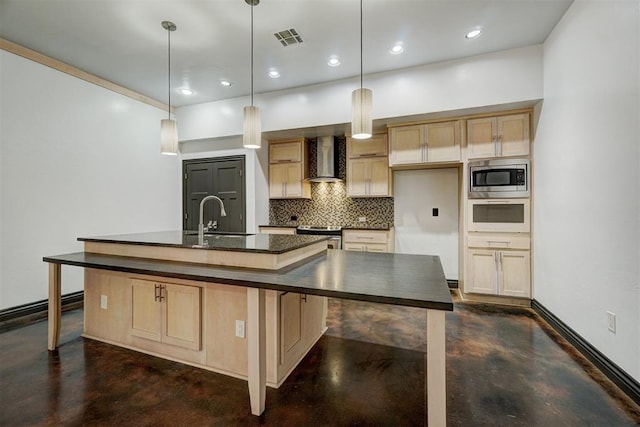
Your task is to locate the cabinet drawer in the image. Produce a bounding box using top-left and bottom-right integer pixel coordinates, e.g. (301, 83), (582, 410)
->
(269, 141), (302, 163)
(467, 234), (530, 250)
(343, 230), (388, 244)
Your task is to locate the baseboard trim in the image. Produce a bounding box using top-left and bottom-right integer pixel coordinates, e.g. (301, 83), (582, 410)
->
(531, 299), (640, 406)
(0, 291), (84, 332)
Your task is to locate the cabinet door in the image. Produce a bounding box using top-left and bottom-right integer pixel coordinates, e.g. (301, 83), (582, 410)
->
(131, 280), (162, 341)
(425, 121), (461, 162)
(498, 114), (530, 157)
(162, 284), (202, 350)
(389, 125), (424, 165)
(499, 251), (531, 298)
(467, 118), (497, 159)
(270, 142), (302, 163)
(367, 157), (391, 196)
(280, 292), (303, 365)
(466, 250), (498, 294)
(348, 134), (388, 158)
(283, 163), (303, 197)
(343, 243), (366, 251)
(364, 243), (389, 253)
(269, 164), (286, 198)
(347, 158), (368, 196)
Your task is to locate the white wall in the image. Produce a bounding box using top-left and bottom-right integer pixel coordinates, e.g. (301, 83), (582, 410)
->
(534, 0), (640, 380)
(177, 45), (543, 141)
(0, 51), (182, 309)
(393, 169), (459, 280)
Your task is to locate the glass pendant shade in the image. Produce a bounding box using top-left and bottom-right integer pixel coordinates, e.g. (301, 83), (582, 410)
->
(243, 105), (262, 149)
(160, 118), (179, 155)
(351, 87), (372, 139)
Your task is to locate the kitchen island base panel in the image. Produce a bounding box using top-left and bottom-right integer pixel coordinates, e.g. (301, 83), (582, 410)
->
(84, 240), (328, 271)
(247, 288), (266, 415)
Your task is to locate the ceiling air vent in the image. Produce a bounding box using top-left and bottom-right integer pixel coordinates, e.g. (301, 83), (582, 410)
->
(274, 28), (303, 46)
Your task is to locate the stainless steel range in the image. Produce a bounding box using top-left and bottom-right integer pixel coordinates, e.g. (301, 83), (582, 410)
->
(296, 225), (342, 249)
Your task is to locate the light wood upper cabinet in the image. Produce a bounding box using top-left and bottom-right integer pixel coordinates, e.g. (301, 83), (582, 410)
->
(389, 121), (461, 166)
(131, 279), (202, 351)
(268, 139), (310, 199)
(467, 113), (530, 159)
(347, 133), (388, 158)
(347, 134), (392, 197)
(347, 157), (391, 197)
(269, 141), (302, 163)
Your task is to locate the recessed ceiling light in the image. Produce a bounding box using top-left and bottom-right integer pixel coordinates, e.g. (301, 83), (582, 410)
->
(268, 69), (280, 79)
(328, 56), (340, 67)
(389, 44), (404, 55)
(178, 88), (193, 95)
(220, 80), (232, 87)
(465, 29), (482, 39)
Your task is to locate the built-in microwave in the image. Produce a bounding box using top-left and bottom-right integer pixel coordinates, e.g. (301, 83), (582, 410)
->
(469, 159), (529, 199)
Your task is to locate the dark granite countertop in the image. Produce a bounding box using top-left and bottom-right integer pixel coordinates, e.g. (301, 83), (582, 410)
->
(260, 224), (393, 231)
(43, 250), (453, 311)
(78, 231), (328, 254)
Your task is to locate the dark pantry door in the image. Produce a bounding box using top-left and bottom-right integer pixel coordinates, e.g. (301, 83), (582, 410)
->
(183, 156), (245, 233)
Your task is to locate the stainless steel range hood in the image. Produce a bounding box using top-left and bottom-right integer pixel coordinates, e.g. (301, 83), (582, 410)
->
(308, 136), (342, 182)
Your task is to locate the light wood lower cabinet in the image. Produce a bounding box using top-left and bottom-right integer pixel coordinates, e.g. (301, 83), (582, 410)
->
(465, 234), (530, 298)
(259, 226), (297, 235)
(131, 279), (202, 351)
(83, 269), (326, 388)
(343, 229), (394, 253)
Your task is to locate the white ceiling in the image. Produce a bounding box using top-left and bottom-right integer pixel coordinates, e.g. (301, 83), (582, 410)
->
(0, 0), (572, 108)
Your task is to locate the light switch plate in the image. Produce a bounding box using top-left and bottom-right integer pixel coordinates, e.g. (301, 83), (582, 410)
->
(606, 311), (616, 333)
(358, 216), (367, 222)
(100, 295), (108, 310)
(235, 320), (245, 338)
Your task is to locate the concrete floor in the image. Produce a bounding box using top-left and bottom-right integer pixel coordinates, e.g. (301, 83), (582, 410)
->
(1, 295), (639, 426)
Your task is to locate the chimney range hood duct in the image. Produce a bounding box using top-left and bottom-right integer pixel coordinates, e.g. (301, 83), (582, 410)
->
(309, 136), (342, 182)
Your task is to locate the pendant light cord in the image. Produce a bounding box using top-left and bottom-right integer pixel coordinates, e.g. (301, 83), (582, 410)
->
(167, 25), (171, 120)
(250, 2), (254, 107)
(360, 0), (363, 90)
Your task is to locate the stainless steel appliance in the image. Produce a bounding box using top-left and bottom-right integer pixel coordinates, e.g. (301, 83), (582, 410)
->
(296, 225), (342, 249)
(469, 158), (529, 198)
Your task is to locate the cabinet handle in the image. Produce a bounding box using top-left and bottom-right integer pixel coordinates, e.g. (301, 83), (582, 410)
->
(495, 253), (499, 270)
(301, 294), (307, 303)
(488, 241), (510, 246)
(276, 159), (293, 163)
(154, 284), (160, 302)
(497, 134), (503, 156)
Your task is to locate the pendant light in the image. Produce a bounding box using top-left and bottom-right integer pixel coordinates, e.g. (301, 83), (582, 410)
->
(243, 0), (262, 149)
(351, 0), (372, 140)
(160, 20), (179, 155)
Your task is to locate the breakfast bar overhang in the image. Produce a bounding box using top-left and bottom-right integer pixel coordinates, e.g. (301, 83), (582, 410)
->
(44, 233), (453, 426)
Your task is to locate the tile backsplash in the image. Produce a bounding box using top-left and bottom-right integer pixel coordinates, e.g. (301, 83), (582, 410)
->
(269, 182), (394, 228)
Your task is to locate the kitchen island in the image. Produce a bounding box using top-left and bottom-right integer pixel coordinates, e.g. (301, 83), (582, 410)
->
(44, 231), (453, 426)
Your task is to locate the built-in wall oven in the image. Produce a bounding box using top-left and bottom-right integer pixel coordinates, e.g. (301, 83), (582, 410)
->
(296, 225), (342, 249)
(469, 158), (529, 199)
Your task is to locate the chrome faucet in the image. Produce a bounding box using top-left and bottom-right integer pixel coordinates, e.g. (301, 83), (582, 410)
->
(198, 195), (227, 243)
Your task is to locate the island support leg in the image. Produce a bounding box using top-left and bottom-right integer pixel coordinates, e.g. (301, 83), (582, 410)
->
(247, 288), (266, 416)
(426, 309), (446, 426)
(48, 263), (62, 351)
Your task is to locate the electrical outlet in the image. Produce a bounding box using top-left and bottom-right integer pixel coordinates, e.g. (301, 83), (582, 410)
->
(358, 216), (367, 222)
(100, 295), (108, 310)
(235, 320), (245, 338)
(606, 311), (616, 333)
